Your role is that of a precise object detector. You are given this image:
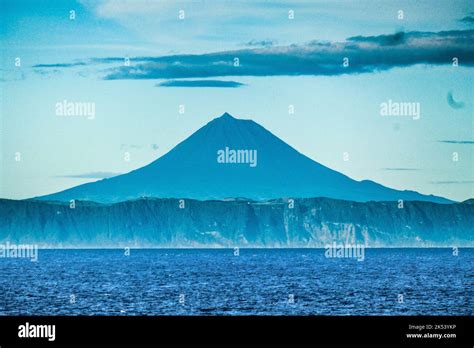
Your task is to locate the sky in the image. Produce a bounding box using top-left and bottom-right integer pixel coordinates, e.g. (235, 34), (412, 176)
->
(1, 0), (473, 201)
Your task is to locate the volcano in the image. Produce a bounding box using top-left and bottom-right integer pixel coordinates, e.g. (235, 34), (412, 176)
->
(36, 113), (451, 204)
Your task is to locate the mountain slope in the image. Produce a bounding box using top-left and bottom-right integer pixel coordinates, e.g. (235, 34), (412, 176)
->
(36, 113), (452, 203)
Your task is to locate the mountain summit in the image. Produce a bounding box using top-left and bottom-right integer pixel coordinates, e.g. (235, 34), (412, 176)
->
(37, 113), (451, 203)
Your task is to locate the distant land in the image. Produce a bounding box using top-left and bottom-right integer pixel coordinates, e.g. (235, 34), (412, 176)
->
(35, 113), (452, 204)
(1, 197), (472, 247)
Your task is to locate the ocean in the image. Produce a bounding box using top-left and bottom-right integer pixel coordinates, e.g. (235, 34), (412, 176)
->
(0, 248), (472, 316)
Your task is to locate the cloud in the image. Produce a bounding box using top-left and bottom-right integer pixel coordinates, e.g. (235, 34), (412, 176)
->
(459, 15), (474, 24)
(245, 39), (276, 47)
(30, 29), (474, 80)
(99, 29), (474, 80)
(447, 91), (465, 109)
(33, 69), (61, 77)
(438, 140), (474, 144)
(32, 62), (87, 68)
(347, 31), (407, 46)
(81, 0), (171, 18)
(58, 172), (121, 179)
(156, 79), (245, 88)
(382, 168), (419, 171)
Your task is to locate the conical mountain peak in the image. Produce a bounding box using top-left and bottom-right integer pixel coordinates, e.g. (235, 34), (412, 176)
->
(213, 112), (255, 124)
(211, 112), (242, 125)
(221, 112), (235, 119)
(36, 113), (452, 204)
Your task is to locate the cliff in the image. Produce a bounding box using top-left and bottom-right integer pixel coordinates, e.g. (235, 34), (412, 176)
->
(0, 197), (472, 247)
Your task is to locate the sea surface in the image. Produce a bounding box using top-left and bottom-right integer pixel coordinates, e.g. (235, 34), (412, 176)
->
(0, 248), (472, 315)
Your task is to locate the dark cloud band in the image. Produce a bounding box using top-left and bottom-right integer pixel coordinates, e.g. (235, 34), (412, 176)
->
(438, 140), (474, 144)
(156, 80), (245, 88)
(33, 62), (86, 68)
(100, 29), (474, 80)
(31, 29), (474, 81)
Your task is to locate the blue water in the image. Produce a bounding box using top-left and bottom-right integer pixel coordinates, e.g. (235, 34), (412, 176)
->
(0, 249), (472, 315)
